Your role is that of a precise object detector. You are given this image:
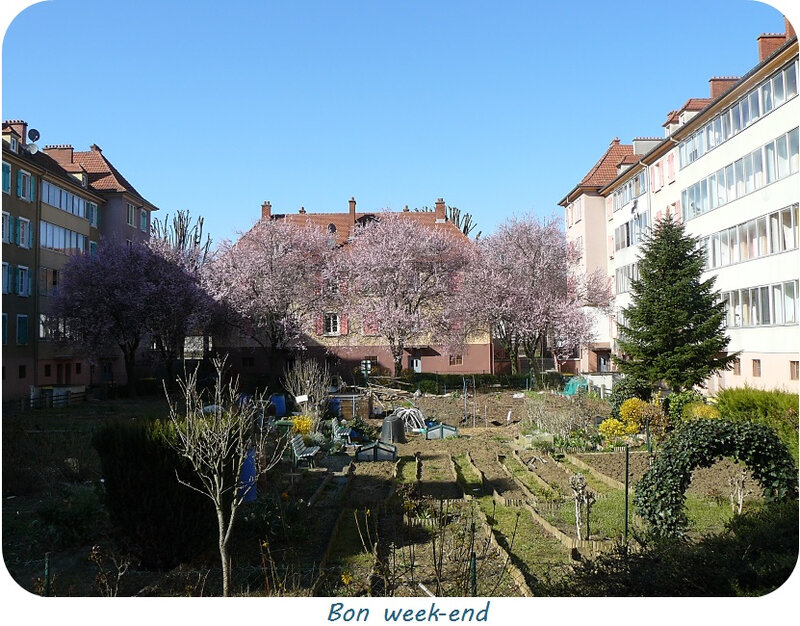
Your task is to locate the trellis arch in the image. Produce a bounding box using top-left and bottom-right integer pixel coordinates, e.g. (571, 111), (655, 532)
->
(635, 419), (798, 538)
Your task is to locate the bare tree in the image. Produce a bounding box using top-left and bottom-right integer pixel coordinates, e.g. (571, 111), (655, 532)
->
(168, 358), (286, 596)
(281, 357), (332, 432)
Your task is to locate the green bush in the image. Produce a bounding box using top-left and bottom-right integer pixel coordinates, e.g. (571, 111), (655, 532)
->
(37, 484), (107, 548)
(609, 376), (652, 419)
(665, 389), (704, 426)
(93, 419), (218, 569)
(715, 387), (799, 461)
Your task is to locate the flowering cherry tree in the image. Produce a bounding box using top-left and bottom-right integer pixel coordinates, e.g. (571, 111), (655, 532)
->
(206, 218), (332, 358)
(334, 214), (471, 377)
(461, 213), (611, 374)
(50, 241), (208, 394)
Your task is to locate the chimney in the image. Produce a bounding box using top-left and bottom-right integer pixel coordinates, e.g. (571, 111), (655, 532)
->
(403, 205), (409, 212)
(786, 16), (796, 40)
(709, 77), (740, 99)
(757, 33), (786, 62)
(349, 197), (356, 224)
(90, 143), (102, 154)
(44, 144), (75, 164)
(6, 120), (28, 145)
(261, 201), (272, 220)
(299, 206), (306, 214)
(434, 197), (446, 221)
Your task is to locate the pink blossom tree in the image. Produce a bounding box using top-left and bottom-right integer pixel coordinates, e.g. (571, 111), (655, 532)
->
(333, 214), (472, 377)
(206, 218), (332, 360)
(461, 213), (611, 375)
(50, 241), (208, 394)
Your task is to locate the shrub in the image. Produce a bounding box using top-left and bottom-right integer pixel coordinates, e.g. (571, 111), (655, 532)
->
(682, 402), (721, 420)
(619, 398), (649, 434)
(599, 418), (627, 441)
(417, 379), (438, 395)
(715, 387), (799, 460)
(37, 484), (107, 548)
(291, 414), (314, 435)
(666, 389), (704, 426)
(609, 376), (652, 419)
(93, 419), (217, 569)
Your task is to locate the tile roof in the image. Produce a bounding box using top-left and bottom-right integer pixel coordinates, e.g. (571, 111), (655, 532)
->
(578, 138), (634, 187)
(663, 98), (713, 126)
(617, 153), (641, 166)
(70, 144), (156, 208)
(272, 207), (465, 245)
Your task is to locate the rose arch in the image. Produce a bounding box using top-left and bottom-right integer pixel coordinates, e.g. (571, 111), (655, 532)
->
(635, 419), (798, 538)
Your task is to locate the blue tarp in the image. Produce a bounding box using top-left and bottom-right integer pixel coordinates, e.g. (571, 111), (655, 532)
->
(270, 393), (287, 417)
(561, 377), (588, 396)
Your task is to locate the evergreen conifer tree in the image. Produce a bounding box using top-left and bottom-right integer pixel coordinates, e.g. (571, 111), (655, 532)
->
(613, 214), (738, 391)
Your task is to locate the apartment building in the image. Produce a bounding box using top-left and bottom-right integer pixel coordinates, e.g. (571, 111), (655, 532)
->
(561, 22), (799, 393)
(225, 197), (493, 379)
(2, 120), (159, 403)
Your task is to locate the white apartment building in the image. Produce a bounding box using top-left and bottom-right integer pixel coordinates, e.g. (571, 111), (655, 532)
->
(563, 23), (799, 393)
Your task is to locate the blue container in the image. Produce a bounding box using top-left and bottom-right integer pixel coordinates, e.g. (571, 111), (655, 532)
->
(270, 394), (287, 418)
(239, 449), (257, 503)
(329, 397), (342, 417)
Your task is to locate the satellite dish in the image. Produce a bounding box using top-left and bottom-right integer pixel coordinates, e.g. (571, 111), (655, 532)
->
(28, 129), (40, 142)
(28, 143), (39, 155)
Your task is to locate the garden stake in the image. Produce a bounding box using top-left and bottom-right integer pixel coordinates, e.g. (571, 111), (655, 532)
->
(44, 552), (51, 597)
(624, 444), (629, 549)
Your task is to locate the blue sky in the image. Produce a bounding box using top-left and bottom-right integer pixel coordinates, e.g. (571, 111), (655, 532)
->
(1, 0), (796, 247)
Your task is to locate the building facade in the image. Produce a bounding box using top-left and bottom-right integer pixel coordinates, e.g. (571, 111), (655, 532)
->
(561, 22), (799, 393)
(2, 120), (159, 404)
(222, 197), (493, 381)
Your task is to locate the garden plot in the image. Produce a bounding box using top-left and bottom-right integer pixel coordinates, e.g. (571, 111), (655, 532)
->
(415, 452), (462, 500)
(341, 461), (396, 508)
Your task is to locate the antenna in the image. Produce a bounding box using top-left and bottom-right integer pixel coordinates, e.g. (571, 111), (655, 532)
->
(28, 143), (39, 155)
(28, 129), (40, 142)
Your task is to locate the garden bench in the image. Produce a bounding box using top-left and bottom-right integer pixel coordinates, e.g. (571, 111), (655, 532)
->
(290, 434), (320, 468)
(332, 418), (354, 447)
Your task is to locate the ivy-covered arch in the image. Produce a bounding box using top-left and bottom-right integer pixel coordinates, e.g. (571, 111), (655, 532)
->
(635, 419), (798, 538)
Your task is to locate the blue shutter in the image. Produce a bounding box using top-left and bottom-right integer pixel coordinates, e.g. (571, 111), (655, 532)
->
(16, 171), (21, 198)
(14, 218), (20, 246)
(8, 216), (14, 244)
(88, 204), (94, 225)
(11, 266), (17, 295)
(29, 175), (35, 203)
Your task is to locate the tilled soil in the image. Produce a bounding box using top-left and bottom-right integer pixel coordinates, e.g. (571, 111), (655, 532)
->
(573, 452), (763, 499)
(342, 461), (396, 508)
(517, 451), (574, 496)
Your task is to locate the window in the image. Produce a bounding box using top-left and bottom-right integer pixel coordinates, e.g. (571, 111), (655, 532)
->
(40, 220), (88, 256)
(17, 218), (31, 249)
(752, 359), (761, 377)
(140, 208), (148, 232)
(10, 138), (17, 153)
(324, 313), (340, 335)
(126, 203), (137, 227)
(1, 212), (9, 243)
(18, 365), (26, 379)
(2, 162), (9, 194)
(75, 362), (82, 375)
(17, 266), (30, 297)
(16, 314), (28, 345)
(733, 358), (741, 376)
(791, 361), (799, 381)
(17, 170), (33, 202)
(44, 364), (51, 377)
(90, 241), (98, 255)
(449, 354), (463, 366)
(39, 268), (59, 297)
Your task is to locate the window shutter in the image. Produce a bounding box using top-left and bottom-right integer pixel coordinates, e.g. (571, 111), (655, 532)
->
(675, 200), (682, 223)
(88, 204), (93, 225)
(28, 223), (34, 248)
(8, 216), (15, 244)
(650, 167), (655, 188)
(16, 171), (22, 198)
(96, 206), (101, 228)
(667, 154), (675, 182)
(14, 218), (20, 245)
(608, 235), (614, 258)
(315, 315), (323, 336)
(12, 267), (18, 295)
(340, 314), (348, 335)
(29, 175), (34, 202)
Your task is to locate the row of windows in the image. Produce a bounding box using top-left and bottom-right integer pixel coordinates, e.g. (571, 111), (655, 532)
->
(39, 267), (60, 297)
(615, 263), (639, 295)
(40, 220), (92, 256)
(701, 204), (798, 270)
(2, 263), (31, 296)
(2, 213), (33, 248)
(731, 358), (799, 380)
(1, 313), (29, 346)
(722, 279), (798, 328)
(614, 212), (649, 251)
(612, 170), (647, 212)
(41, 180), (98, 225)
(680, 60), (799, 168)
(682, 127), (799, 221)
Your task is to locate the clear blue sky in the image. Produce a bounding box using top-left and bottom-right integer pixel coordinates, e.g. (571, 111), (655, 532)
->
(1, 0), (795, 247)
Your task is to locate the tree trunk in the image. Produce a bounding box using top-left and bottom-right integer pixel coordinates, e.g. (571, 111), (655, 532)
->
(217, 507), (230, 597)
(123, 350), (137, 398)
(508, 343), (519, 376)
